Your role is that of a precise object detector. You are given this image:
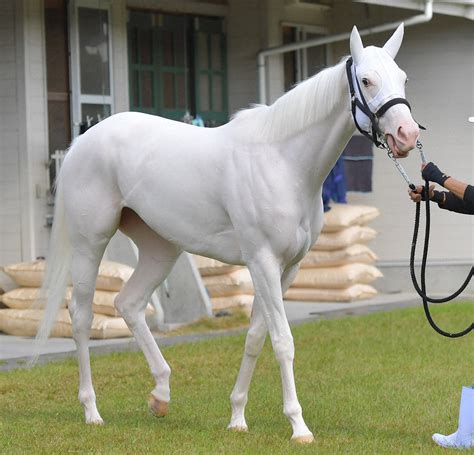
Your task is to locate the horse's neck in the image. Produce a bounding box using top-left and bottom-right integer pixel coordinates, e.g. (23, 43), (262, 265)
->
(280, 85), (355, 193)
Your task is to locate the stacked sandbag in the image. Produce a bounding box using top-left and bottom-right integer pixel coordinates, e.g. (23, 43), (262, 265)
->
(0, 260), (142, 338)
(284, 204), (382, 302)
(0, 284), (5, 309)
(0, 309), (131, 339)
(193, 255), (254, 316)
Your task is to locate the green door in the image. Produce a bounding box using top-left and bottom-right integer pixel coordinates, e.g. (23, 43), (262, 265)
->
(194, 17), (228, 125)
(128, 11), (227, 125)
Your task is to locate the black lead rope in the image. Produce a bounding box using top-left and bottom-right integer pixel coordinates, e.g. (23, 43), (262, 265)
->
(410, 180), (474, 338)
(346, 57), (472, 337)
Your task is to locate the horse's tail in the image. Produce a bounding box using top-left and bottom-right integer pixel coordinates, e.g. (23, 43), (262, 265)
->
(29, 174), (72, 366)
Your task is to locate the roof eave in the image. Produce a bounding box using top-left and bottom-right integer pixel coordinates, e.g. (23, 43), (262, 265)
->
(353, 0), (473, 21)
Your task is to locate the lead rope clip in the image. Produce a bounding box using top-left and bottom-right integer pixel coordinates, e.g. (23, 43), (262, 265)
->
(383, 141), (416, 191)
(417, 139), (428, 165)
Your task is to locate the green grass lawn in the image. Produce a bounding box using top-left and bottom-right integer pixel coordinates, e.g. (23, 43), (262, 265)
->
(1, 302), (473, 454)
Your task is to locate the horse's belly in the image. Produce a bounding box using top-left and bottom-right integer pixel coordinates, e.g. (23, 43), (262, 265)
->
(125, 186), (244, 264)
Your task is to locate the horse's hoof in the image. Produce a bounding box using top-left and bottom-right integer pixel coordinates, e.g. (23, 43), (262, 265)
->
(228, 425), (248, 433)
(292, 434), (315, 444)
(148, 395), (169, 418)
(86, 417), (104, 425)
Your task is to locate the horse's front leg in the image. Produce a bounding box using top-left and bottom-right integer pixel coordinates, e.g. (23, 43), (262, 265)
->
(247, 254), (314, 443)
(228, 264), (301, 433)
(228, 299), (266, 432)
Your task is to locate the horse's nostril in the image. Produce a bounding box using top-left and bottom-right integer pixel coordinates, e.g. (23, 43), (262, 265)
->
(397, 124), (419, 145)
(397, 126), (408, 141)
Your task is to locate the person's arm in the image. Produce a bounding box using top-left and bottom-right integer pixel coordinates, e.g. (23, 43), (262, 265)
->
(421, 162), (474, 214)
(436, 190), (474, 214)
(443, 177), (468, 201)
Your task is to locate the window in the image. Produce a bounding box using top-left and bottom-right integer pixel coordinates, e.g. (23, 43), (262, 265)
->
(69, 1), (113, 136)
(128, 11), (227, 126)
(194, 17), (227, 124)
(44, 0), (71, 186)
(282, 24), (327, 91)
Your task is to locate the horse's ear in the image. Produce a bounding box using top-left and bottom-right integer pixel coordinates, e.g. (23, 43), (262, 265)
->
(350, 26), (364, 65)
(383, 23), (404, 59)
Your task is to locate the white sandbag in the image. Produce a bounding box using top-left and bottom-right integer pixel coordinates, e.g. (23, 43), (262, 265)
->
(301, 244), (377, 268)
(284, 284), (378, 302)
(95, 261), (134, 291)
(64, 288), (154, 317)
(202, 268), (254, 297)
(292, 263), (383, 289)
(0, 308), (131, 339)
(65, 288), (119, 315)
(0, 287), (64, 310)
(322, 204), (380, 233)
(0, 286), (153, 316)
(313, 226), (377, 251)
(193, 255), (242, 276)
(2, 260), (133, 291)
(211, 294), (254, 310)
(1, 260), (45, 288)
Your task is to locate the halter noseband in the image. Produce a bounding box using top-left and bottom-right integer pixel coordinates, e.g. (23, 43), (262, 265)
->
(345, 57), (424, 149)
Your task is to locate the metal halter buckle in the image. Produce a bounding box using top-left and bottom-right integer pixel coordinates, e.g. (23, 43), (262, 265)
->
(416, 139), (427, 164)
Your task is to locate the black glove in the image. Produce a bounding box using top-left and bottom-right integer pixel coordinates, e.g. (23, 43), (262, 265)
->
(431, 190), (446, 204)
(422, 162), (450, 186)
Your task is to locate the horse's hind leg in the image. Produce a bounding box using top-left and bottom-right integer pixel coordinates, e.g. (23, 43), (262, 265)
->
(115, 208), (181, 416)
(69, 239), (109, 424)
(64, 182), (121, 424)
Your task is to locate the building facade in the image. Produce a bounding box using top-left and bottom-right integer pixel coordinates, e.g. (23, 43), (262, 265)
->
(0, 0), (472, 292)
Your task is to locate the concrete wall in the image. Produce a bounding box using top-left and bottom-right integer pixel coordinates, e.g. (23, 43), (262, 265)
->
(226, 0), (264, 114)
(111, 0), (130, 114)
(0, 0), (22, 267)
(0, 0), (49, 266)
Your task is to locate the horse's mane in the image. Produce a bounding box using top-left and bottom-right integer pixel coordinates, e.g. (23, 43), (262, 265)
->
(230, 60), (347, 143)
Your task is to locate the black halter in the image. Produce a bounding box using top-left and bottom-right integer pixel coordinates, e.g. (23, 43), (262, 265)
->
(345, 57), (424, 148)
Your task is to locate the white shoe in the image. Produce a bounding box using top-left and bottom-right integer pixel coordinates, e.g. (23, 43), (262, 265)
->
(432, 387), (474, 450)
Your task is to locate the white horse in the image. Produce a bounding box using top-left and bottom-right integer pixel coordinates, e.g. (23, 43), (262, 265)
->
(35, 25), (419, 443)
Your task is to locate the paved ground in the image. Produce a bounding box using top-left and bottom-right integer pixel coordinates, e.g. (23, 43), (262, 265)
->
(0, 292), (424, 370)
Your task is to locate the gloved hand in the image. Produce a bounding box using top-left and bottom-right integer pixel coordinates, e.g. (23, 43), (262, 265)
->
(409, 184), (435, 203)
(421, 162), (450, 186)
(408, 185), (446, 205)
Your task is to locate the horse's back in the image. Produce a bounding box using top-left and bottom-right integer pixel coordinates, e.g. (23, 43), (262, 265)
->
(62, 112), (226, 193)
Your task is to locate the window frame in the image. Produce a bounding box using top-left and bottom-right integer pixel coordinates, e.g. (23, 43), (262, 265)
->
(281, 22), (329, 85)
(69, 0), (114, 137)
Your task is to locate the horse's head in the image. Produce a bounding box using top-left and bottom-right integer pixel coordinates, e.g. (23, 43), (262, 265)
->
(350, 24), (419, 158)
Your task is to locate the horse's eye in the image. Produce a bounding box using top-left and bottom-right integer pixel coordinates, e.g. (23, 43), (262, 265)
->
(362, 78), (369, 87)
(405, 77), (409, 85)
